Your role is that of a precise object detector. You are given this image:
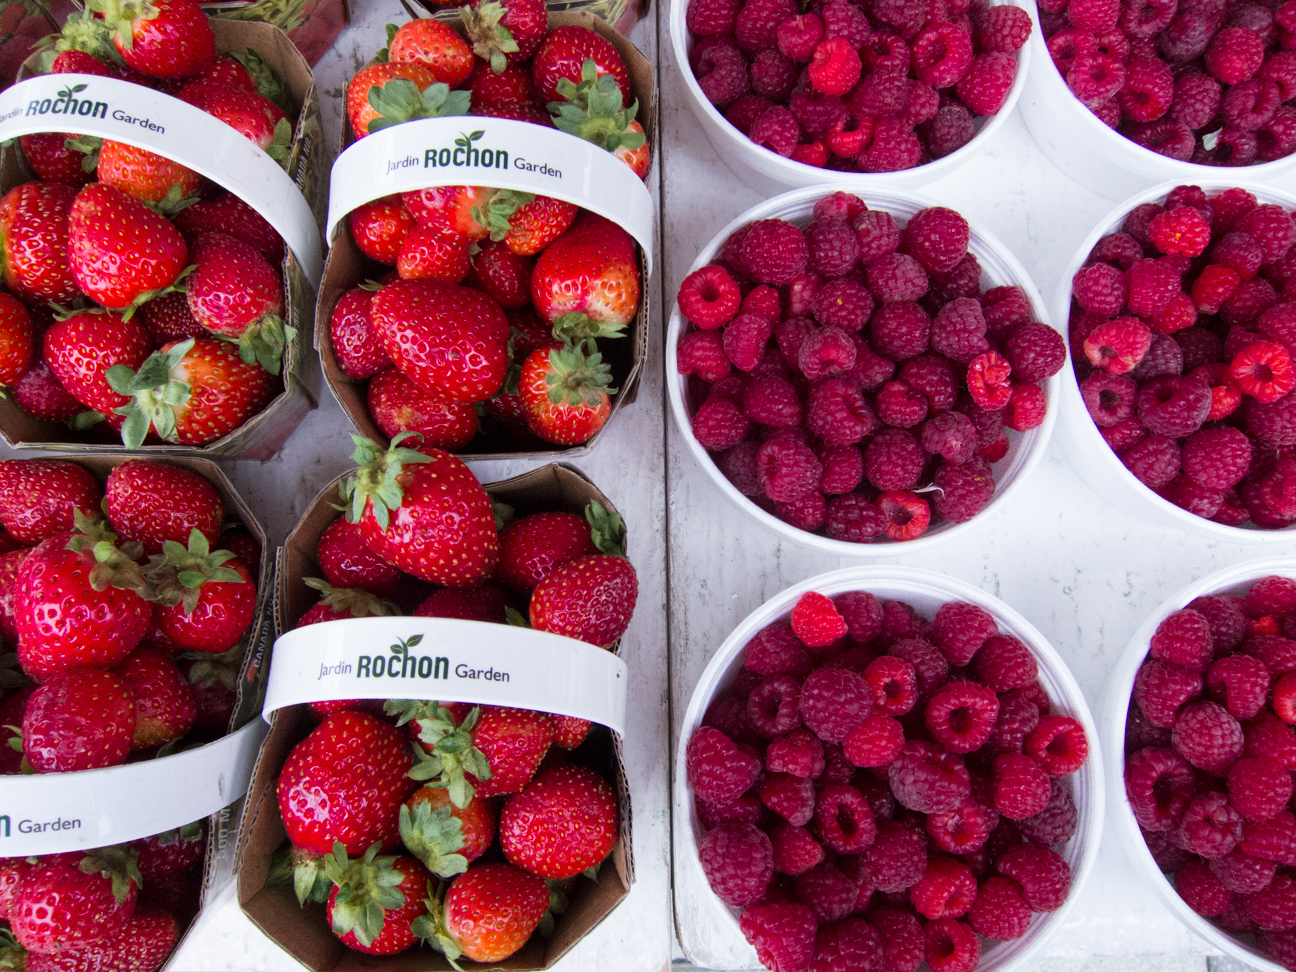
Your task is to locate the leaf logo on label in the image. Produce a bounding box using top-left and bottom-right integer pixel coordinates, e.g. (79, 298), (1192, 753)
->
(24, 83), (109, 121)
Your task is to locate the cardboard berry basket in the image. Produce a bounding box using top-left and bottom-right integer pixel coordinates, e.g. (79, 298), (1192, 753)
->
(201, 0), (351, 67)
(234, 462), (634, 971)
(316, 9), (654, 459)
(0, 0), (59, 91)
(0, 19), (329, 459)
(1099, 558), (1296, 972)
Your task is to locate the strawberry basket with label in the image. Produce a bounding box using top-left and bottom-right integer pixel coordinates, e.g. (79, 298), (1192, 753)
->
(0, 0), (328, 458)
(0, 454), (275, 972)
(318, 5), (655, 459)
(236, 440), (638, 969)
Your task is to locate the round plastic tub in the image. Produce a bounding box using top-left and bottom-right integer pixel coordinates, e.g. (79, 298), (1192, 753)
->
(1018, 8), (1296, 202)
(1100, 558), (1296, 972)
(1053, 179), (1296, 544)
(666, 184), (1060, 557)
(674, 565), (1105, 972)
(668, 0), (1034, 196)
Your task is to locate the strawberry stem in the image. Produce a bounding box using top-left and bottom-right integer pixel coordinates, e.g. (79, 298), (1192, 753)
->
(146, 528), (245, 616)
(338, 432), (433, 532)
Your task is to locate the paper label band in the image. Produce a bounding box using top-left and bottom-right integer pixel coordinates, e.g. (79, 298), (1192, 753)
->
(0, 719), (266, 856)
(0, 75), (323, 286)
(326, 117), (655, 275)
(263, 617), (628, 736)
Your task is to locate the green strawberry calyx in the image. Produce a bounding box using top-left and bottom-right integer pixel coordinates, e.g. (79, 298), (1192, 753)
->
(338, 432), (433, 532)
(548, 60), (644, 157)
(80, 844), (143, 903)
(543, 345), (616, 407)
(114, 263), (195, 324)
(366, 81), (471, 135)
(323, 841), (408, 949)
(537, 877), (570, 938)
(387, 701), (491, 809)
(398, 801), (468, 879)
(290, 848), (331, 905)
(146, 527), (245, 616)
(551, 311), (626, 347)
(66, 510), (147, 594)
(491, 500), (513, 532)
(460, 1), (519, 75)
(585, 501), (625, 557)
(107, 337), (194, 448)
(471, 187), (532, 243)
(411, 882), (464, 969)
(51, 9), (123, 65)
(86, 0), (162, 51)
(302, 577), (398, 619)
(0, 653), (28, 691)
(153, 820), (204, 847)
(0, 926), (26, 970)
(64, 135), (103, 174)
(375, 23), (398, 63)
(229, 49), (296, 117)
(142, 183), (201, 219)
(182, 645), (242, 692)
(231, 311), (294, 376)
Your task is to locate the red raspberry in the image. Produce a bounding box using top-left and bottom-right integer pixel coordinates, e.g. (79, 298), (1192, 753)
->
(810, 918), (884, 972)
(966, 351), (1013, 409)
(889, 741), (971, 814)
(825, 495), (886, 544)
(1067, 0), (1119, 31)
(1178, 793), (1242, 862)
(758, 438), (823, 501)
(805, 220), (859, 280)
(835, 591), (882, 644)
(1248, 392), (1296, 447)
(904, 208), (970, 277)
(807, 380), (875, 448)
(908, 857), (976, 922)
(863, 430), (924, 492)
(1247, 873), (1296, 930)
(767, 727), (826, 778)
(992, 752), (1052, 820)
(900, 356), (957, 413)
(1243, 810), (1296, 863)
(734, 0), (797, 51)
(876, 490), (932, 540)
(813, 783), (877, 854)
(1230, 341), (1296, 403)
(749, 674), (804, 738)
(1274, 671), (1296, 723)
(697, 793), (763, 829)
(799, 666), (872, 742)
(747, 621), (813, 676)
(925, 681), (999, 754)
(1124, 745), (1195, 830)
(705, 692), (758, 743)
(996, 842), (1071, 911)
(749, 105), (800, 156)
(963, 876), (1029, 943)
(750, 48), (798, 102)
(1229, 757), (1293, 822)
(867, 253), (930, 305)
(1207, 27), (1266, 85)
(687, 726), (762, 805)
(1081, 371), (1137, 426)
(1004, 322), (1066, 384)
(800, 326), (859, 381)
(1212, 846), (1276, 894)
(1149, 207), (1212, 258)
(1101, 418), (1147, 453)
(1023, 714), (1089, 777)
(1018, 779), (1079, 847)
(990, 693), (1042, 755)
(1206, 653), (1270, 720)
(910, 23), (972, 90)
(1068, 51), (1125, 106)
(678, 329), (733, 384)
(1259, 928), (1296, 967)
(922, 102), (977, 158)
(921, 412), (977, 465)
(1121, 435), (1181, 488)
(771, 821), (825, 875)
(930, 298), (989, 364)
(692, 395), (750, 451)
(739, 901), (817, 972)
(1168, 72), (1222, 130)
(725, 95), (774, 135)
(1176, 858), (1233, 917)
(842, 712), (905, 768)
(687, 0), (738, 35)
(742, 219), (810, 285)
(1173, 700), (1244, 774)
(1137, 373), (1213, 438)
(1150, 608), (1214, 672)
(809, 37), (861, 96)
(1004, 383), (1048, 432)
(956, 52), (1016, 115)
(1084, 317), (1152, 374)
(887, 634), (947, 694)
(761, 771), (817, 826)
(743, 376), (802, 427)
(922, 799), (989, 856)
(696, 43), (750, 106)
(975, 5), (1031, 53)
(864, 820), (929, 892)
(793, 864), (857, 923)
(930, 602), (996, 667)
(864, 656), (919, 716)
(698, 821), (774, 906)
(1251, 636), (1296, 679)
(860, 117), (924, 173)
(679, 265), (742, 329)
(778, 12), (825, 60)
(1249, 576), (1296, 617)
(1237, 205), (1296, 262)
(853, 210), (901, 264)
(791, 592), (849, 650)
(1118, 57), (1175, 123)
(1181, 427), (1252, 492)
(974, 635), (1038, 693)
(777, 493), (828, 532)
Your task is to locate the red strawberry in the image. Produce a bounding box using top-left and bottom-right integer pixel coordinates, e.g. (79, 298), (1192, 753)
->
(340, 435), (498, 585)
(0, 182), (80, 306)
(178, 82), (290, 159)
(0, 295), (32, 386)
(172, 193), (285, 266)
(0, 459), (100, 545)
(108, 337), (277, 448)
(296, 578), (399, 627)
(469, 103), (554, 125)
(462, 0), (548, 72)
(19, 133), (94, 186)
(345, 64), (470, 138)
(97, 141), (200, 208)
(401, 185), (494, 240)
(50, 50), (117, 78)
(388, 19), (474, 86)
(10, 361), (81, 423)
(11, 850), (140, 953)
(316, 517), (408, 600)
(132, 822), (206, 877)
(148, 531), (256, 653)
(494, 511), (600, 593)
(529, 553), (637, 647)
(0, 549), (32, 646)
(549, 713), (591, 749)
(499, 763), (617, 878)
(182, 650), (239, 731)
(397, 225), (471, 283)
(0, 858), (31, 917)
(532, 25), (631, 105)
(219, 525), (261, 579)
(498, 195), (577, 256)
(67, 184), (188, 313)
(44, 309), (153, 416)
(467, 241), (533, 309)
(105, 459), (224, 555)
(190, 53), (256, 91)
(15, 519), (151, 681)
(413, 584), (508, 623)
(548, 60), (649, 178)
(112, 647), (197, 747)
(323, 846), (431, 955)
(331, 287), (391, 380)
(425, 862), (547, 964)
(277, 710), (415, 856)
(22, 667), (135, 771)
(348, 196), (415, 265)
(368, 367), (480, 450)
(370, 278), (509, 403)
(518, 343), (614, 445)
(25, 901), (178, 972)
(139, 290), (206, 344)
(185, 232), (289, 373)
(406, 785), (498, 863)
(467, 59), (534, 107)
(92, 0), (215, 77)
(531, 212), (640, 329)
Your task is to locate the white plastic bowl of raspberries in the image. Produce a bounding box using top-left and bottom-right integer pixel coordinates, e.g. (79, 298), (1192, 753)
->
(675, 565), (1103, 972)
(669, 0), (1035, 190)
(667, 186), (1066, 555)
(1056, 180), (1296, 542)
(1103, 560), (1296, 972)
(1020, 0), (1296, 201)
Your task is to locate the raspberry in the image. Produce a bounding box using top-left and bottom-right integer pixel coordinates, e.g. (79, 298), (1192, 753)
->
(1212, 846), (1276, 894)
(1019, 778), (1079, 847)
(931, 298), (989, 364)
(920, 412), (977, 466)
(1250, 576), (1296, 617)
(1249, 636), (1296, 679)
(1150, 608), (1214, 672)
(864, 430), (925, 492)
(1181, 427), (1253, 492)
(697, 793), (763, 829)
(1205, 655), (1270, 723)
(750, 49), (798, 102)
(1125, 745), (1195, 830)
(1228, 756), (1293, 822)
(992, 751), (1052, 820)
(1003, 383), (1048, 432)
(864, 820), (929, 892)
(1084, 317), (1152, 374)
(924, 681), (999, 754)
(835, 591), (883, 644)
(805, 219), (859, 279)
(749, 105), (800, 156)
(1191, 264), (1242, 316)
(808, 380), (875, 447)
(705, 692), (758, 744)
(691, 395), (750, 451)
(864, 656), (919, 716)
(911, 23), (974, 90)
(677, 329), (731, 383)
(1224, 77), (1283, 133)
(1003, 323), (1066, 384)
(1137, 373), (1212, 437)
(743, 219), (810, 285)
(1021, 715), (1087, 779)
(812, 280), (874, 332)
(1101, 418), (1147, 453)
(1261, 106), (1296, 162)
(989, 692), (1042, 755)
(975, 5), (1031, 53)
(790, 864), (857, 924)
(1175, 858), (1233, 917)
(813, 783), (878, 855)
(841, 712), (905, 768)
(906, 857), (975, 922)
(744, 376), (802, 427)
(1148, 207), (1212, 259)
(866, 253), (930, 305)
(1173, 700), (1245, 774)
(996, 842), (1071, 911)
(1243, 810), (1296, 864)
(1230, 341), (1296, 403)
(1164, 474), (1225, 519)
(1120, 435), (1181, 488)
(749, 674), (804, 738)
(921, 102), (977, 158)
(956, 51), (1016, 115)
(687, 726), (763, 808)
(740, 901), (817, 972)
(1248, 392), (1296, 447)
(928, 602), (994, 668)
(1119, 0), (1177, 37)
(1259, 929), (1296, 967)
(900, 356), (957, 412)
(726, 95), (774, 135)
(1206, 27), (1266, 85)
(772, 821), (825, 875)
(679, 265), (741, 329)
(697, 43), (750, 105)
(698, 821), (774, 907)
(767, 728), (826, 778)
(778, 12), (824, 60)
(687, 0), (738, 35)
(761, 771), (817, 827)
(1068, 0), (1119, 31)
(904, 208), (970, 277)
(790, 593), (849, 651)
(826, 494), (886, 543)
(799, 666), (871, 743)
(1118, 57), (1175, 123)
(1068, 50), (1125, 106)
(966, 351), (1013, 409)
(810, 918), (884, 972)
(800, 327), (858, 380)
(1090, 232), (1143, 271)
(758, 438), (823, 501)
(970, 634), (1036, 693)
(777, 492), (827, 532)
(1247, 873), (1296, 930)
(808, 37), (861, 96)
(1237, 205), (1296, 262)
(735, 0), (797, 51)
(1081, 371), (1137, 427)
(889, 741), (971, 814)
(860, 117), (924, 173)
(747, 621), (814, 676)
(1127, 257), (1182, 318)
(1169, 72), (1223, 130)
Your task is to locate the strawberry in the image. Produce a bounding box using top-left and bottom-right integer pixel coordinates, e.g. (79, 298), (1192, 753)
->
(467, 59), (534, 106)
(396, 224), (471, 283)
(387, 19), (474, 86)
(532, 25), (631, 105)
(370, 278), (509, 403)
(185, 232), (290, 373)
(50, 50), (118, 78)
(348, 196), (415, 265)
(9, 361), (81, 423)
(21, 667), (135, 771)
(0, 182), (80, 306)
(105, 459), (225, 556)
(0, 859), (31, 918)
(18, 133), (94, 186)
(277, 710), (415, 856)
(148, 530), (256, 653)
(323, 844), (430, 955)
(132, 822), (205, 876)
(15, 516), (151, 681)
(412, 584), (508, 623)
(219, 525), (261, 579)
(495, 510), (604, 593)
(107, 336), (277, 448)
(498, 195), (577, 256)
(549, 61), (649, 178)
(0, 295), (32, 387)
(0, 459), (101, 545)
(11, 849), (140, 953)
(518, 343), (614, 445)
(173, 193), (285, 267)
(462, 0), (548, 72)
(529, 553), (637, 648)
(24, 901), (178, 972)
(405, 785), (498, 864)
(190, 53), (256, 91)
(531, 212), (640, 329)
(67, 184), (188, 314)
(44, 309), (154, 416)
(90, 0), (215, 78)
(470, 103), (554, 125)
(508, 307), (554, 358)
(182, 650), (239, 731)
(112, 647), (197, 747)
(0, 550), (32, 646)
(316, 517), (408, 601)
(139, 290), (206, 344)
(499, 763), (617, 878)
(345, 66), (469, 138)
(401, 185), (496, 240)
(331, 287), (391, 380)
(339, 434), (498, 585)
(296, 579), (399, 627)
(422, 861), (547, 964)
(467, 240), (533, 308)
(97, 141), (200, 209)
(549, 713), (591, 749)
(178, 82), (290, 161)
(367, 367), (480, 450)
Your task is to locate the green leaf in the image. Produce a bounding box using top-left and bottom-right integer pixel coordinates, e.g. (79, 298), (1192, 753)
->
(398, 802), (468, 878)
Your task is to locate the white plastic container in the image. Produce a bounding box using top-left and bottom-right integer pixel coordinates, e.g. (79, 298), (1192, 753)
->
(666, 184), (1060, 557)
(673, 565), (1105, 972)
(1054, 180), (1296, 544)
(667, 0), (1033, 196)
(1019, 7), (1296, 201)
(1100, 558), (1296, 972)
